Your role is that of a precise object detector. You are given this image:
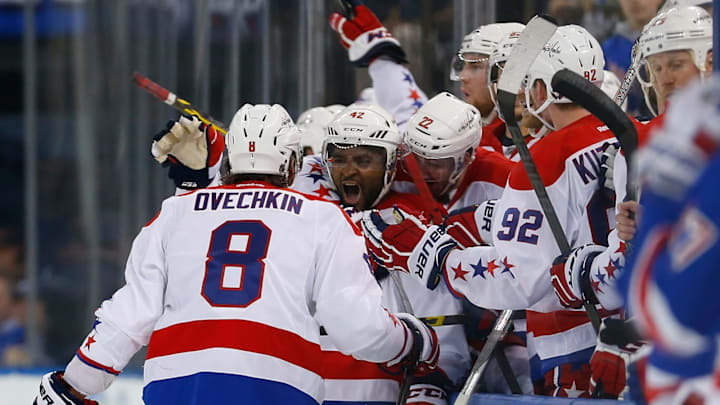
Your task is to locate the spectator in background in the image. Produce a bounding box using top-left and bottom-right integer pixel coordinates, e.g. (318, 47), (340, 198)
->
(0, 275), (27, 366)
(548, 0), (620, 41)
(602, 0), (663, 116)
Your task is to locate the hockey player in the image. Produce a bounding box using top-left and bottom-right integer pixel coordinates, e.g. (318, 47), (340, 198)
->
(317, 103), (471, 405)
(455, 22), (527, 156)
(637, 6), (713, 118)
(362, 25), (625, 398)
(550, 7), (714, 397)
(32, 104), (440, 405)
(619, 77), (720, 404)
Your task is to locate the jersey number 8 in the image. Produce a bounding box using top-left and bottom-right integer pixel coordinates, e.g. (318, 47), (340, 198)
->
(201, 220), (271, 308)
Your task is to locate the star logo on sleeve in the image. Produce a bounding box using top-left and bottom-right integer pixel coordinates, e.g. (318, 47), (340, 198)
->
(409, 89), (421, 101)
(470, 258), (488, 279)
(486, 259), (499, 278)
(313, 184), (332, 199)
(591, 278), (603, 294)
(604, 261), (618, 279)
(595, 270), (607, 285)
(402, 72), (414, 85)
(309, 162), (324, 174)
(412, 100), (424, 109)
(501, 257), (515, 279)
(451, 263), (470, 281)
(615, 241), (627, 255)
(84, 335), (96, 351)
(306, 172), (325, 183)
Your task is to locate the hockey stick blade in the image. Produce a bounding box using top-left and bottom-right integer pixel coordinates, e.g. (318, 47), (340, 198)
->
(337, 0), (356, 19)
(552, 68), (638, 201)
(496, 15), (557, 100)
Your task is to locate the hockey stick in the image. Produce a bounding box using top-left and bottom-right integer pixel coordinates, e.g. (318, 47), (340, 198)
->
(319, 314), (466, 335)
(454, 15), (558, 405)
(132, 72), (228, 135)
(337, 0), (356, 20)
(552, 69), (639, 201)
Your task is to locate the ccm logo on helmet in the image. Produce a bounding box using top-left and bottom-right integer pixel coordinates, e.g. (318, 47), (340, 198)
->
(415, 228), (446, 278)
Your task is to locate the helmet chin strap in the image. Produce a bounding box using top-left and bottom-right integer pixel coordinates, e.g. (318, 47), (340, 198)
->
(525, 88), (556, 131)
(369, 163), (397, 209)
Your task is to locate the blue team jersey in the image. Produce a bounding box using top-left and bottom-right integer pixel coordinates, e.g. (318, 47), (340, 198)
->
(620, 153), (720, 377)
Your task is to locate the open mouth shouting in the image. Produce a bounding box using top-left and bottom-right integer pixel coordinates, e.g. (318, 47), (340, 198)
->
(341, 181), (362, 206)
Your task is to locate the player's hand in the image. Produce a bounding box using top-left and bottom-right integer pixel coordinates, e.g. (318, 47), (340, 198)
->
(328, 0), (407, 67)
(388, 313), (440, 372)
(151, 115), (225, 190)
(589, 319), (644, 399)
(599, 142), (619, 192)
(361, 208), (456, 290)
(443, 200), (496, 248)
(34, 371), (99, 405)
(616, 200), (640, 242)
(550, 244), (605, 309)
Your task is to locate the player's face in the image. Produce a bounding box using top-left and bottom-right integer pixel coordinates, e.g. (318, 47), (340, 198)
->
(458, 52), (494, 116)
(327, 145), (388, 211)
(647, 50), (701, 108)
(412, 154), (456, 201)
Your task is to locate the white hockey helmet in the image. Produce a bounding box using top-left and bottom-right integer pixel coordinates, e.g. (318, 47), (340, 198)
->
(297, 104), (345, 155)
(637, 6), (713, 116)
(226, 104), (302, 181)
(404, 92), (482, 187)
(451, 22), (527, 81)
(525, 25), (605, 130)
(600, 70), (628, 112)
(323, 103), (402, 207)
(487, 25), (526, 111)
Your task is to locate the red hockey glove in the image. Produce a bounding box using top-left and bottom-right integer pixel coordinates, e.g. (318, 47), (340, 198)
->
(361, 208), (456, 290)
(591, 318), (646, 398)
(151, 115), (225, 190)
(443, 199), (497, 248)
(328, 0), (407, 67)
(550, 244), (605, 309)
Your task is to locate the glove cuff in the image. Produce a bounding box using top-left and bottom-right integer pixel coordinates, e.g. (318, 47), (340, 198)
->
(167, 159), (212, 190)
(349, 29), (408, 67)
(579, 251), (602, 305)
(431, 241), (456, 289)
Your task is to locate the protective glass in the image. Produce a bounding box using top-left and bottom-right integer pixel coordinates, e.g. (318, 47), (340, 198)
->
(326, 144), (387, 171)
(449, 52), (490, 81)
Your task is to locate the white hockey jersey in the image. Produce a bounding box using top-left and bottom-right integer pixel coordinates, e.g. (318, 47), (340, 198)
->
(65, 182), (413, 405)
(318, 192), (470, 405)
(438, 115), (624, 381)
